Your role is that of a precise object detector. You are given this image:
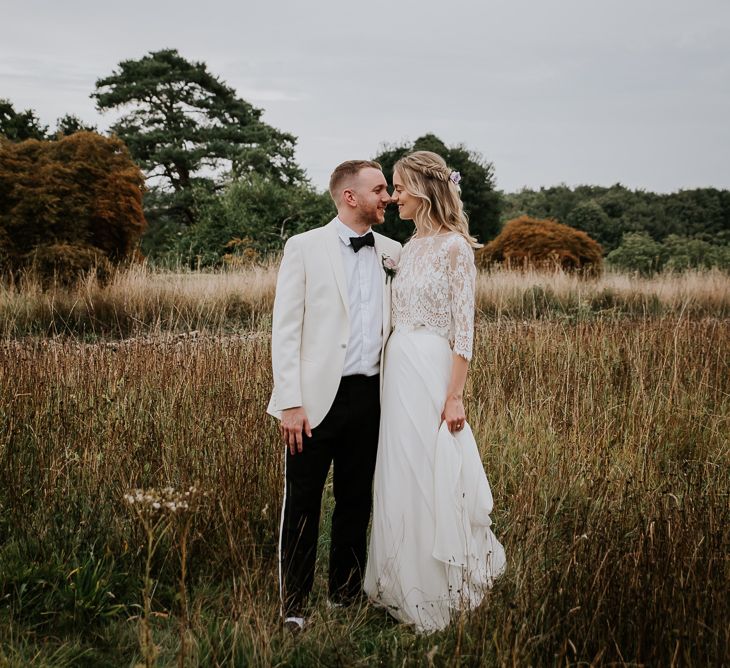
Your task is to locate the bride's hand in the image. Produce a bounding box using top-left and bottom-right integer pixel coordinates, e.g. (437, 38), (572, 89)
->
(441, 396), (466, 434)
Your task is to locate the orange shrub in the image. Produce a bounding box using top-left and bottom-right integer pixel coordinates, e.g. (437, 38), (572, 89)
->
(0, 132), (146, 281)
(478, 215), (603, 274)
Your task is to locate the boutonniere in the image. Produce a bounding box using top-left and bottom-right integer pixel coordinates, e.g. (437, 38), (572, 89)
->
(381, 254), (398, 283)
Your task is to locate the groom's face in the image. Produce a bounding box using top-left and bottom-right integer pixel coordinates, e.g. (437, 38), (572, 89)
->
(352, 167), (391, 226)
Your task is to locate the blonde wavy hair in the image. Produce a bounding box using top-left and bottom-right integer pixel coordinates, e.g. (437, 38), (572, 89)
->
(394, 150), (482, 248)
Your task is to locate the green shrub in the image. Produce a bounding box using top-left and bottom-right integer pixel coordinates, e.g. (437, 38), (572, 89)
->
(171, 175), (333, 267)
(663, 234), (730, 272)
(607, 232), (730, 275)
(606, 232), (667, 276)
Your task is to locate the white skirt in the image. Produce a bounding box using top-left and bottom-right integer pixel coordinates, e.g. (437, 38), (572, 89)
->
(364, 328), (506, 633)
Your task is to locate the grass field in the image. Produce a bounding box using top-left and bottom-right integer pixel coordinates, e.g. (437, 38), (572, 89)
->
(1, 263), (729, 338)
(1, 266), (728, 666)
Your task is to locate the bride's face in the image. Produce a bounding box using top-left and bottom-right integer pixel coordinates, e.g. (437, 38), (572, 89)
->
(392, 170), (419, 221)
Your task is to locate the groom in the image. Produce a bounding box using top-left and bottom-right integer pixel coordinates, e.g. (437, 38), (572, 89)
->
(267, 160), (401, 630)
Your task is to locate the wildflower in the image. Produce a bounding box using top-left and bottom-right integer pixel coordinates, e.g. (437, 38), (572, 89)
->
(123, 484), (207, 516)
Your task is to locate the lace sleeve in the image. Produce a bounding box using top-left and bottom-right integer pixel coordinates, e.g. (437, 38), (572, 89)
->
(448, 237), (476, 360)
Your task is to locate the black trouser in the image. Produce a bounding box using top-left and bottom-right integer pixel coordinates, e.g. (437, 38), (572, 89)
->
(279, 374), (380, 617)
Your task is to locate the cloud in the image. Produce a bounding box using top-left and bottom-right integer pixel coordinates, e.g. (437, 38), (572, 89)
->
(237, 87), (304, 103)
(1, 0), (729, 192)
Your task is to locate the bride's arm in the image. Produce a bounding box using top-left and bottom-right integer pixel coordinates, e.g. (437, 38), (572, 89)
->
(442, 355), (469, 433)
(441, 238), (477, 433)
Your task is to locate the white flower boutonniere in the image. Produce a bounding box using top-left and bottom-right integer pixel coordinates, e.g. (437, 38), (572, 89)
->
(381, 254), (398, 283)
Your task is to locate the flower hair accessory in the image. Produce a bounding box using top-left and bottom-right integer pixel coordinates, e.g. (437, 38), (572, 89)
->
(449, 170), (461, 186)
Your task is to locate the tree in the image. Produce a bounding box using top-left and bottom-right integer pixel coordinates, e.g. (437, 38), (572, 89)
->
(0, 132), (146, 281)
(499, 187), (550, 224)
(174, 175), (333, 267)
(0, 101), (96, 142)
(605, 232), (667, 276)
(0, 99), (48, 141)
(373, 134), (501, 244)
(535, 184), (581, 225)
(663, 235), (730, 272)
(566, 200), (622, 252)
(501, 184), (730, 255)
(92, 49), (306, 225)
(664, 189), (728, 238)
(54, 114), (96, 137)
(478, 215), (603, 274)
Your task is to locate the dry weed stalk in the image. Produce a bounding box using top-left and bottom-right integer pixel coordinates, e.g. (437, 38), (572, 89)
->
(124, 486), (208, 668)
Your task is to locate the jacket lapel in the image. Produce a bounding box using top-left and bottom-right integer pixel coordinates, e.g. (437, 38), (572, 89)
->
(373, 235), (392, 343)
(324, 220), (349, 317)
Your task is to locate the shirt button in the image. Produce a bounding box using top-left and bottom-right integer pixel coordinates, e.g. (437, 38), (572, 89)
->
(341, 344), (347, 348)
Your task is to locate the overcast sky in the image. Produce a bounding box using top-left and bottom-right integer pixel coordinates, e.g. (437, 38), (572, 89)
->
(2, 0), (729, 193)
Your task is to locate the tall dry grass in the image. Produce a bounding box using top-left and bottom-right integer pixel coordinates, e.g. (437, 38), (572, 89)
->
(0, 263), (278, 338)
(1, 317), (728, 665)
(477, 266), (730, 319)
(1, 263), (729, 338)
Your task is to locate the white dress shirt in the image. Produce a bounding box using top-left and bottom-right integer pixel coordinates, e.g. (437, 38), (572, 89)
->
(334, 217), (383, 377)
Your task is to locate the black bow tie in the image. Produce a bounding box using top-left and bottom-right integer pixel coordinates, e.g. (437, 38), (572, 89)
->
(350, 232), (375, 252)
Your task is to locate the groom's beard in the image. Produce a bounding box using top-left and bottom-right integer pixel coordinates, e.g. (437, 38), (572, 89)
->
(356, 203), (388, 228)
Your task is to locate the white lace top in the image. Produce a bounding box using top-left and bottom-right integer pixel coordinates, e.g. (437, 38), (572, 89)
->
(392, 232), (477, 360)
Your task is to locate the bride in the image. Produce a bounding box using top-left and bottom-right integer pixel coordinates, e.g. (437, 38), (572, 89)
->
(364, 150), (506, 633)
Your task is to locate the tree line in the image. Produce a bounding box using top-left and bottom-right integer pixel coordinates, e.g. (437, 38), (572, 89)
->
(503, 185), (730, 274)
(1, 48), (728, 280)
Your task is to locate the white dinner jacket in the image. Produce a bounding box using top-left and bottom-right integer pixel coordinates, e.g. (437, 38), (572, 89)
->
(267, 219), (402, 429)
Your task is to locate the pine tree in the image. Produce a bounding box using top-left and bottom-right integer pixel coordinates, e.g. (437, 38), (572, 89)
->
(93, 49), (305, 225)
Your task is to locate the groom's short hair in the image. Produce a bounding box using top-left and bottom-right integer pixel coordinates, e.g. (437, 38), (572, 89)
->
(329, 160), (382, 203)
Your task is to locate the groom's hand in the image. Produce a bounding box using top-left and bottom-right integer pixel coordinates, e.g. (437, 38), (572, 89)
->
(280, 407), (312, 455)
